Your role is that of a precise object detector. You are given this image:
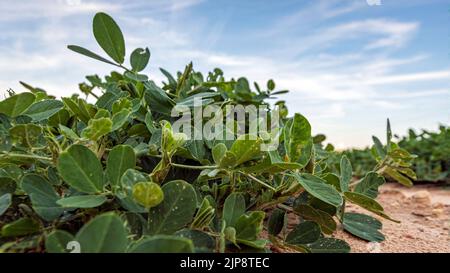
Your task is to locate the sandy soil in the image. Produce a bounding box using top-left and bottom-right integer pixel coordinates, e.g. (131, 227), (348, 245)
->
(335, 183), (450, 253)
(270, 183), (450, 253)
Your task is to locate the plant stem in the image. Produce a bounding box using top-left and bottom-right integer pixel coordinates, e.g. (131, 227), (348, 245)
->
(240, 172), (277, 191)
(170, 163), (217, 170)
(277, 203), (293, 212)
(1, 153), (52, 161)
(86, 89), (99, 99)
(118, 64), (133, 73)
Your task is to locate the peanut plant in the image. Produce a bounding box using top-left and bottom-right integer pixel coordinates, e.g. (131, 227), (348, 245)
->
(341, 126), (448, 184)
(0, 12), (416, 253)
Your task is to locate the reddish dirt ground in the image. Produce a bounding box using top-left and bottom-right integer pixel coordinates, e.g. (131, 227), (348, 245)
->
(269, 183), (450, 253)
(336, 183), (450, 253)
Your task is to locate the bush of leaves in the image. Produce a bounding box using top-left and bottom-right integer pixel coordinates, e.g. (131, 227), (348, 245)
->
(340, 125), (448, 184)
(396, 126), (449, 183)
(0, 13), (416, 253)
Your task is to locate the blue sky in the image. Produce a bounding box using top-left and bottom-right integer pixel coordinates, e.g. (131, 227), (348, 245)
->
(0, 0), (449, 148)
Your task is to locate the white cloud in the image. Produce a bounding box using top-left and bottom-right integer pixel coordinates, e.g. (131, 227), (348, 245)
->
(265, 0), (364, 36)
(170, 0), (205, 12)
(0, 0), (121, 21)
(285, 19), (419, 55)
(0, 0), (447, 148)
(365, 70), (450, 85)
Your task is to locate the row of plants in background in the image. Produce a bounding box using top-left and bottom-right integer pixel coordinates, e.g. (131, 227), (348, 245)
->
(396, 126), (449, 183)
(0, 12), (416, 253)
(338, 126), (449, 184)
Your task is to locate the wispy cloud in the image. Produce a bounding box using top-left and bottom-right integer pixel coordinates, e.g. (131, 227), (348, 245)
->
(0, 0), (121, 21)
(0, 0), (448, 148)
(365, 70), (450, 85)
(265, 0), (365, 36)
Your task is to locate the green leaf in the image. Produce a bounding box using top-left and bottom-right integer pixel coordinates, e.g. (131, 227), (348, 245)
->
(93, 12), (125, 64)
(119, 170), (148, 213)
(284, 113), (312, 163)
(223, 192), (246, 227)
(0, 164), (23, 182)
(343, 212), (385, 242)
(354, 172), (385, 198)
(147, 180), (197, 235)
(0, 193), (12, 216)
(313, 134), (326, 144)
(160, 68), (177, 87)
(344, 191), (382, 210)
(340, 155), (352, 192)
(386, 118), (392, 148)
(372, 136), (386, 159)
(212, 143), (227, 164)
(321, 173), (341, 191)
(56, 195), (107, 208)
(9, 124), (42, 147)
(384, 166), (413, 187)
(81, 117), (112, 141)
(48, 109), (70, 127)
(95, 108), (111, 119)
(130, 47), (150, 72)
(190, 197), (215, 229)
(267, 79), (275, 90)
(225, 227), (238, 246)
(124, 71), (148, 82)
(128, 235), (194, 253)
(111, 109), (130, 131)
(291, 173), (343, 207)
(75, 212), (128, 253)
(309, 196), (337, 216)
(0, 92), (35, 117)
(45, 230), (75, 253)
(344, 191), (399, 222)
(59, 125), (79, 140)
(175, 229), (215, 252)
(267, 208), (286, 236)
(21, 174), (64, 221)
(218, 151), (237, 169)
(161, 121), (187, 155)
(57, 145), (105, 193)
(286, 221), (321, 245)
(23, 100), (64, 121)
(185, 140), (206, 162)
(237, 239), (268, 249)
(106, 145), (136, 189)
(111, 97), (132, 115)
(235, 211), (265, 241)
(228, 134), (262, 167)
(144, 111), (156, 134)
(132, 182), (164, 208)
(397, 167), (417, 180)
(67, 45), (118, 66)
(96, 89), (128, 111)
(0, 177), (16, 196)
(1, 218), (40, 237)
(307, 238), (350, 253)
(293, 204), (336, 235)
(143, 81), (175, 116)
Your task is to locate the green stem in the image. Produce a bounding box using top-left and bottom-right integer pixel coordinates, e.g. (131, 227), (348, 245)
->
(170, 163), (217, 170)
(277, 203), (293, 212)
(240, 172), (277, 192)
(118, 64), (133, 73)
(1, 153), (52, 161)
(86, 89), (99, 99)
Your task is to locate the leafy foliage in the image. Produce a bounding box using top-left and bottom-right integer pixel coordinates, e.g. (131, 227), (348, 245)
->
(396, 126), (449, 183)
(343, 125), (449, 183)
(0, 12), (417, 253)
